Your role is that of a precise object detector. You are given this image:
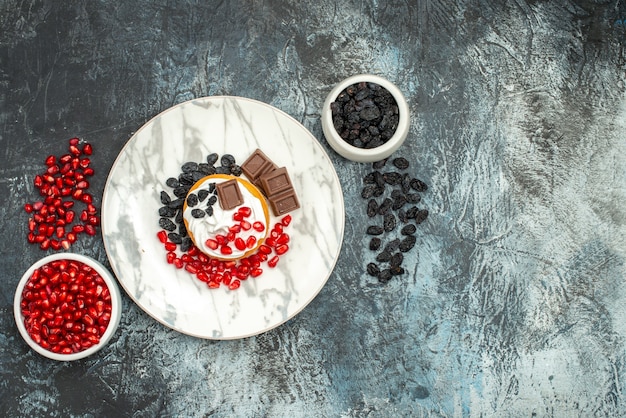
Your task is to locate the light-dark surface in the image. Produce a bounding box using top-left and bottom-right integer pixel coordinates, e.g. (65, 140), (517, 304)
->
(2, 1), (626, 416)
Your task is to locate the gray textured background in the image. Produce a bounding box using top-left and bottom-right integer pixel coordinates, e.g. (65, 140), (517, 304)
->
(2, 1), (626, 416)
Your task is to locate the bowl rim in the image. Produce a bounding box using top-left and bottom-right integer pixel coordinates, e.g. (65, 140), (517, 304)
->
(13, 252), (122, 361)
(321, 74), (410, 163)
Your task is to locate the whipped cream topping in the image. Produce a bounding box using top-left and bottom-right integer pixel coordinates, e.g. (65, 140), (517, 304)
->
(184, 177), (267, 259)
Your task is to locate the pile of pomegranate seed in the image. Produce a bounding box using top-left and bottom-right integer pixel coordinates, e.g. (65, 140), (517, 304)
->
(20, 259), (113, 354)
(157, 214), (292, 290)
(24, 137), (100, 251)
(205, 206), (266, 256)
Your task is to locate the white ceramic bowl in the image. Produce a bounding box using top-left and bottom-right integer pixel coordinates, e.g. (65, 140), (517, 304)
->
(321, 74), (410, 163)
(14, 253), (122, 361)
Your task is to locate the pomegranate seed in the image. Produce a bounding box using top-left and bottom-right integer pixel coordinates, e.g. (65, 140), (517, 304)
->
(81, 193), (93, 204)
(265, 237), (277, 247)
(277, 233), (290, 245)
(173, 258), (184, 269)
(240, 220), (251, 230)
(67, 232), (77, 243)
(275, 244), (289, 255)
(45, 155), (56, 166)
(61, 240), (71, 250)
(80, 158), (90, 168)
(233, 212), (243, 222)
(69, 144), (81, 156)
(166, 252), (176, 264)
(268, 256), (279, 268)
(47, 165), (59, 175)
(258, 244), (272, 255)
(60, 154), (72, 164)
(252, 221), (265, 232)
(228, 279), (241, 290)
(82, 143), (93, 155)
(34, 175), (43, 188)
(24, 203), (33, 213)
(56, 226), (65, 238)
(250, 268), (263, 277)
(165, 242), (177, 251)
(83, 167), (95, 176)
(69, 137), (80, 146)
(229, 224), (241, 234)
(76, 180), (89, 189)
(72, 224), (85, 234)
(246, 236), (257, 249)
(238, 206), (252, 217)
(220, 245), (232, 255)
(234, 237), (246, 251)
(205, 239), (218, 250)
(85, 225), (96, 236)
(215, 235), (227, 246)
(65, 210), (75, 224)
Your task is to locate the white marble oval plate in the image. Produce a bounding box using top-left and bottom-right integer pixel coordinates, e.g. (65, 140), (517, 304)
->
(102, 96), (344, 339)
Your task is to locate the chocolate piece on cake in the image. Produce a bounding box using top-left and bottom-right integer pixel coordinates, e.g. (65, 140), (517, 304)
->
(216, 178), (244, 210)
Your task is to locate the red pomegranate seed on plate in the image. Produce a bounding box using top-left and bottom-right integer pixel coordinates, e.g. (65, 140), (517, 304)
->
(252, 221), (265, 232)
(268, 256), (279, 268)
(275, 244), (289, 255)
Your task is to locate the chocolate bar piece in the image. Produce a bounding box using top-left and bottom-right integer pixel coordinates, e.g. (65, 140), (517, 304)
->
(216, 179), (244, 210)
(268, 189), (301, 215)
(241, 149), (277, 182)
(258, 167), (293, 197)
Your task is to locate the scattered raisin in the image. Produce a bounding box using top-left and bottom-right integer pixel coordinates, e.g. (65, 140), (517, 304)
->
(186, 193), (198, 207)
(166, 178), (179, 188)
(191, 209), (205, 218)
(181, 162), (198, 173)
(390, 252), (403, 267)
(401, 224), (416, 235)
(377, 269), (392, 283)
(367, 263), (380, 277)
(367, 199), (378, 217)
(376, 250), (392, 262)
(206, 153), (218, 165)
(383, 213), (396, 232)
(159, 218), (176, 231)
(168, 232), (182, 244)
(369, 237), (381, 250)
(367, 226), (384, 235)
(399, 235), (416, 252)
(414, 209), (429, 224)
(160, 191), (171, 205)
(197, 189), (210, 202)
(393, 157), (409, 170)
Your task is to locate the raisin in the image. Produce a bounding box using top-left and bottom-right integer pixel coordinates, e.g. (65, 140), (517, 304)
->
(383, 172), (403, 185)
(186, 193), (198, 207)
(397, 209), (408, 223)
(181, 162), (198, 173)
(390, 266), (405, 275)
(178, 225), (188, 237)
(160, 191), (171, 205)
(405, 206), (419, 219)
(377, 198), (392, 215)
(376, 250), (392, 262)
(206, 153), (219, 165)
(390, 252), (403, 267)
(221, 154), (236, 167)
(230, 164), (242, 176)
(383, 239), (401, 254)
(401, 224), (417, 235)
(159, 206), (177, 217)
(392, 195), (407, 210)
(410, 178), (428, 192)
(181, 237), (193, 252)
(366, 226), (384, 235)
(399, 235), (416, 252)
(414, 209), (429, 224)
(372, 159), (387, 169)
(205, 206), (214, 217)
(208, 195), (217, 206)
(215, 166), (230, 174)
(197, 189), (209, 202)
(175, 209), (183, 224)
(363, 172), (377, 184)
(167, 198), (185, 209)
(178, 173), (194, 185)
(191, 171), (205, 182)
(392, 157), (409, 170)
(367, 263), (380, 277)
(159, 218), (177, 231)
(369, 237), (381, 250)
(406, 193), (421, 204)
(367, 199), (378, 217)
(377, 269), (392, 283)
(168, 232), (182, 244)
(173, 186), (189, 198)
(198, 163), (215, 175)
(191, 209), (205, 218)
(361, 185), (378, 199)
(166, 177), (179, 188)
(383, 213), (396, 232)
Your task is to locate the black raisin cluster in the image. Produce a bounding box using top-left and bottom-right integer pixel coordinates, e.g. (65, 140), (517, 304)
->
(363, 157), (428, 283)
(330, 82), (399, 149)
(158, 153), (241, 252)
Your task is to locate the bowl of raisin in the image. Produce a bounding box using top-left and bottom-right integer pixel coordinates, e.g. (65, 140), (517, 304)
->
(14, 253), (122, 361)
(322, 74), (410, 163)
